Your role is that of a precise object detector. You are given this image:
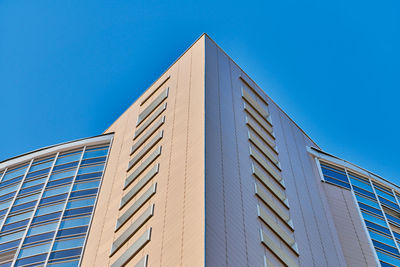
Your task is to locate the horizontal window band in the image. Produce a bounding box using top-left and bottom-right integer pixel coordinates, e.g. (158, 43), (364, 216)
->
(239, 76), (269, 106)
(244, 102), (274, 135)
(260, 229), (299, 267)
(255, 183), (292, 229)
(137, 87), (169, 126)
(110, 205), (154, 256)
(121, 164), (159, 209)
(246, 118), (277, 153)
(140, 75), (170, 106)
(134, 105), (166, 140)
(116, 184), (157, 230)
(250, 148), (282, 183)
(134, 255), (149, 267)
(257, 205), (298, 255)
(131, 117), (165, 155)
(249, 132), (280, 170)
(125, 146), (161, 185)
(252, 164), (287, 206)
(110, 228), (152, 267)
(128, 131), (163, 170)
(242, 88), (270, 119)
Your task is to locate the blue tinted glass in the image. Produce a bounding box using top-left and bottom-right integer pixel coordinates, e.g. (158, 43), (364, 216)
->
(0, 184), (18, 196)
(80, 157), (106, 166)
(354, 187), (376, 199)
(77, 165), (104, 175)
(350, 178), (373, 191)
(369, 230), (397, 248)
(22, 177), (46, 188)
(23, 231), (55, 246)
(32, 212), (62, 225)
(72, 180), (100, 192)
(6, 210), (34, 224)
(52, 237), (85, 251)
(63, 207), (93, 218)
(36, 203), (64, 216)
(47, 177), (73, 188)
(2, 219), (30, 232)
(0, 209), (7, 217)
(27, 222), (58, 236)
(66, 198), (95, 210)
(321, 166), (348, 182)
(49, 170), (77, 182)
(30, 160), (54, 172)
(19, 184), (44, 195)
(380, 261), (396, 267)
(0, 192), (15, 203)
(43, 185), (70, 198)
(49, 247), (82, 260)
(386, 214), (400, 227)
(376, 189), (397, 203)
(2, 166), (28, 181)
(0, 262), (11, 267)
(47, 259), (80, 266)
(14, 193), (40, 205)
(379, 197), (400, 211)
(0, 200), (12, 211)
(19, 242), (52, 258)
(53, 162), (79, 173)
(56, 153), (82, 165)
(356, 194), (380, 209)
(0, 239), (21, 251)
(75, 172), (102, 182)
(83, 148), (108, 159)
(10, 201), (37, 213)
(324, 176), (350, 189)
(362, 212), (388, 227)
(358, 203), (383, 217)
(0, 230), (24, 244)
(59, 216), (90, 229)
(70, 189), (97, 199)
(26, 168), (50, 179)
(56, 226), (88, 238)
(365, 220), (392, 235)
(0, 176), (23, 190)
(376, 251), (400, 266)
(373, 240), (400, 255)
(40, 193), (68, 205)
(15, 253), (47, 265)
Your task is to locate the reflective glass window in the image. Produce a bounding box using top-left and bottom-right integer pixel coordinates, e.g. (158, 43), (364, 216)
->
(40, 194), (68, 205)
(32, 212), (62, 225)
(369, 230), (397, 248)
(0, 230), (24, 244)
(24, 231), (55, 246)
(26, 168), (50, 179)
(21, 177), (46, 189)
(66, 198), (95, 210)
(49, 170), (76, 182)
(376, 251), (400, 266)
(77, 165), (104, 175)
(36, 203), (64, 216)
(83, 147), (108, 159)
(43, 185), (70, 198)
(6, 210), (34, 224)
(350, 178), (373, 191)
(53, 162), (79, 172)
(356, 194), (381, 209)
(72, 180), (100, 191)
(27, 222), (58, 236)
(362, 212), (388, 227)
(19, 242), (52, 258)
(0, 184), (18, 196)
(30, 160), (54, 172)
(75, 172), (102, 182)
(0, 200), (12, 211)
(49, 247), (82, 260)
(15, 253), (47, 266)
(47, 259), (80, 266)
(2, 165), (28, 181)
(56, 153), (82, 165)
(14, 193), (40, 205)
(52, 237), (85, 251)
(59, 216), (90, 229)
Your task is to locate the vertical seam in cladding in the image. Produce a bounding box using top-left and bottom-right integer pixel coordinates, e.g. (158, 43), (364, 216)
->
(276, 112), (316, 266)
(341, 190), (369, 266)
(159, 61), (179, 266)
(101, 108), (131, 266)
(180, 52), (192, 266)
(216, 48), (228, 267)
(289, 124), (329, 265)
(229, 60), (249, 266)
(300, 134), (344, 264)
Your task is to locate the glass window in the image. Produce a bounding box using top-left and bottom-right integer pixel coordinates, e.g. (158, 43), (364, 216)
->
(59, 216), (90, 229)
(30, 160), (54, 172)
(47, 177), (73, 188)
(6, 210), (34, 224)
(24, 231), (55, 246)
(49, 170), (77, 182)
(70, 189), (97, 198)
(26, 168), (51, 179)
(32, 212), (61, 225)
(43, 185), (70, 198)
(2, 219), (30, 232)
(56, 226), (88, 238)
(77, 165), (104, 175)
(81, 157), (106, 166)
(63, 207), (93, 218)
(0, 200), (12, 211)
(376, 189), (397, 203)
(0, 230), (24, 244)
(362, 212), (388, 228)
(356, 194), (381, 209)
(376, 251), (400, 266)
(0, 239), (21, 251)
(14, 193), (40, 205)
(11, 201), (37, 213)
(369, 230), (397, 248)
(66, 198), (95, 210)
(49, 247), (82, 260)
(83, 148), (108, 159)
(72, 180), (100, 191)
(0, 192), (15, 203)
(47, 259), (80, 266)
(0, 176), (24, 190)
(350, 178), (373, 192)
(21, 177), (46, 189)
(52, 237), (85, 251)
(19, 184), (44, 196)
(56, 153), (82, 165)
(354, 187), (377, 199)
(53, 162), (79, 173)
(75, 172), (102, 182)
(18, 242), (52, 258)
(27, 222), (58, 236)
(2, 165), (28, 181)
(36, 203), (65, 216)
(16, 253), (48, 265)
(0, 184), (18, 196)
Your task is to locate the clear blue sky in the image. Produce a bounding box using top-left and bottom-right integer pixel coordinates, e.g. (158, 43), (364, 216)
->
(1, 0), (399, 183)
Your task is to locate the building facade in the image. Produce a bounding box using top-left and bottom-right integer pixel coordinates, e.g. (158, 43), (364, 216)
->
(0, 34), (398, 266)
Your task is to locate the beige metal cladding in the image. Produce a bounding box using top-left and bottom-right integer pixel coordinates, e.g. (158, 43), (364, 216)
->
(83, 34), (205, 267)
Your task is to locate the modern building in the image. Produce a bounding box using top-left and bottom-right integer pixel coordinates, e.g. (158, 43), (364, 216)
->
(0, 34), (398, 267)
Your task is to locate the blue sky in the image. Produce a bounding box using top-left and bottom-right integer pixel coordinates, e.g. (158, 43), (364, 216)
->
(0, 0), (399, 183)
